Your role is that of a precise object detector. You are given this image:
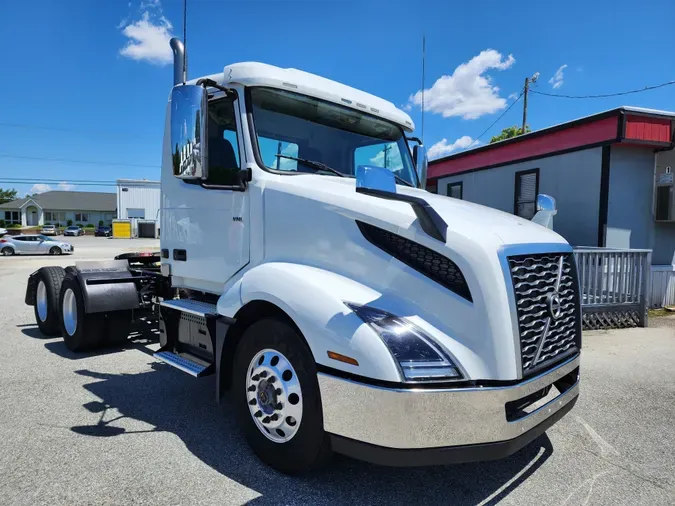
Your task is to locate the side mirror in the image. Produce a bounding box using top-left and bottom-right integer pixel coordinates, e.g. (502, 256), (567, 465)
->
(536, 194), (556, 212)
(532, 194), (557, 229)
(171, 85), (207, 180)
(413, 145), (428, 190)
(356, 165), (397, 194)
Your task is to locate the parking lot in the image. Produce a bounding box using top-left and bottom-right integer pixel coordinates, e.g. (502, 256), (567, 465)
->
(0, 245), (674, 505)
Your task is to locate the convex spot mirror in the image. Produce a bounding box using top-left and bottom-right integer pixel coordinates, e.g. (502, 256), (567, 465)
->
(171, 85), (208, 180)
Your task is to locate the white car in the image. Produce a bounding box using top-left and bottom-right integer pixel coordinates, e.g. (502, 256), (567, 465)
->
(41, 225), (58, 236)
(0, 235), (73, 256)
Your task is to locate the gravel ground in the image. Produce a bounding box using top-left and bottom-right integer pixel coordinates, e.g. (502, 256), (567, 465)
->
(0, 248), (674, 505)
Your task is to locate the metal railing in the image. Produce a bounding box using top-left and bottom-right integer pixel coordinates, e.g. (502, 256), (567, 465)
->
(573, 248), (652, 329)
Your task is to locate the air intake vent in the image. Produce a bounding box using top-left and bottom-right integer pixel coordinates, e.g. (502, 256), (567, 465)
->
(357, 221), (472, 302)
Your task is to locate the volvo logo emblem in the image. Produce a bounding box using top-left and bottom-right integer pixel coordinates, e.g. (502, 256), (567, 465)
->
(547, 292), (563, 320)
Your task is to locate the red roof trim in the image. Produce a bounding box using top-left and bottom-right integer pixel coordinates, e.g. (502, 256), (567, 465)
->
(428, 116), (619, 179)
(624, 114), (672, 144)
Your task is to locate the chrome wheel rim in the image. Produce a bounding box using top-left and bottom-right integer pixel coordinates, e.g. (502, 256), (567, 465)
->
(246, 349), (303, 443)
(1, 248), (11, 256)
(36, 281), (48, 322)
(62, 288), (77, 336)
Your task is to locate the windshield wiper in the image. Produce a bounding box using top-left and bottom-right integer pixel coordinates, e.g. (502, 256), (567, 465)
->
(392, 174), (413, 187)
(275, 154), (345, 177)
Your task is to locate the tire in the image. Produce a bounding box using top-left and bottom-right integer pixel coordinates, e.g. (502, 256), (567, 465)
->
(49, 246), (61, 256)
(58, 273), (106, 352)
(232, 318), (331, 474)
(33, 266), (66, 336)
(1, 246), (13, 256)
(106, 310), (133, 345)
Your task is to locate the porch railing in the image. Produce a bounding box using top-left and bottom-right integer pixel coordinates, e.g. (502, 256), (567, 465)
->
(573, 248), (652, 329)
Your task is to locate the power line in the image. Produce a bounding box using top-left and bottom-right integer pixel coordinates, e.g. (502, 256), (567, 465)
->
(0, 122), (154, 138)
(465, 92), (524, 150)
(530, 80), (675, 99)
(0, 154), (158, 168)
(0, 181), (118, 187)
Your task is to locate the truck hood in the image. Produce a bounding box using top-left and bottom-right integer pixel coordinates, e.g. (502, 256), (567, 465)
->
(271, 175), (567, 248)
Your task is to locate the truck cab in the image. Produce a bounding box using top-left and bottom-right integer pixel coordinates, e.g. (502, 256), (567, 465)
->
(26, 38), (580, 474)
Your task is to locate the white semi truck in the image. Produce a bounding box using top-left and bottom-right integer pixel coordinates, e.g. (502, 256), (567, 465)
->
(24, 38), (580, 474)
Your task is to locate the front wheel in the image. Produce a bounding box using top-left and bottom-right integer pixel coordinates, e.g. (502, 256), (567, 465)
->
(1, 246), (13, 256)
(232, 318), (331, 474)
(49, 246), (61, 255)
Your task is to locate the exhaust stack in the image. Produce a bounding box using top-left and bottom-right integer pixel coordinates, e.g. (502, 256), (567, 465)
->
(170, 38), (187, 85)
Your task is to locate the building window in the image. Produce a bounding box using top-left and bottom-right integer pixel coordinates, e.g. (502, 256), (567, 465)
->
(44, 211), (66, 224)
(75, 213), (89, 223)
(4, 211), (19, 224)
(514, 169), (539, 219)
(447, 182), (463, 199)
(127, 208), (145, 219)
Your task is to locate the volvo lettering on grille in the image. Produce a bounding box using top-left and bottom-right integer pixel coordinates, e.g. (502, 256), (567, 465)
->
(508, 253), (580, 374)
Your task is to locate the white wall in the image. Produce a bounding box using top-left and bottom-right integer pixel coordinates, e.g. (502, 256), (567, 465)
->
(436, 147), (604, 247)
(117, 183), (161, 222)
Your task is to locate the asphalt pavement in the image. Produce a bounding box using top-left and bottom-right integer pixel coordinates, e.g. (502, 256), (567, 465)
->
(0, 245), (674, 505)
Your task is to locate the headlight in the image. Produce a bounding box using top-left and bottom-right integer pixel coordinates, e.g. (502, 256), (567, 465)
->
(345, 303), (463, 382)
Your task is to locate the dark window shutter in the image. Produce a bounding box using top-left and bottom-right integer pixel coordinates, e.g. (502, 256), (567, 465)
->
(515, 171), (538, 219)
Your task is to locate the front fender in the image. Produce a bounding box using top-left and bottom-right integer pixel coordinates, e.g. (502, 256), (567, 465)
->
(217, 262), (403, 382)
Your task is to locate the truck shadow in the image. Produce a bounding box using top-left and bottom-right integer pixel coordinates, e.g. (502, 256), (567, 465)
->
(70, 362), (553, 505)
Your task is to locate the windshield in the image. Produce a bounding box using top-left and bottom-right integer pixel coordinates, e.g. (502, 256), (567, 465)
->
(249, 87), (417, 186)
(67, 227), (78, 230)
(38, 235), (54, 241)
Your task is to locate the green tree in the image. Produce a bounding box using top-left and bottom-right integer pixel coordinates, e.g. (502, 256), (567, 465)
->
(490, 125), (531, 144)
(0, 188), (18, 205)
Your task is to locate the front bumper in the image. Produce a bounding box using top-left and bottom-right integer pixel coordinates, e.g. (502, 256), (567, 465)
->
(319, 354), (579, 466)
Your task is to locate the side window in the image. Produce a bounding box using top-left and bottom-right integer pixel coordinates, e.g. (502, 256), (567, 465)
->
(447, 182), (463, 199)
(206, 96), (241, 185)
(514, 169), (539, 219)
(258, 137), (299, 171)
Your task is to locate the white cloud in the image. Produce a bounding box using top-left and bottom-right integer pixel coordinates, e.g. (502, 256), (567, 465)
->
(548, 64), (568, 89)
(28, 184), (52, 195)
(119, 2), (174, 66)
(427, 136), (476, 160)
(508, 92), (519, 101)
(407, 50), (516, 120)
(57, 182), (75, 191)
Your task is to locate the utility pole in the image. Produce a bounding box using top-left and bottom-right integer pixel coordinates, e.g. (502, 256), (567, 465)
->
(383, 144), (391, 168)
(521, 77), (529, 135)
(521, 72), (539, 134)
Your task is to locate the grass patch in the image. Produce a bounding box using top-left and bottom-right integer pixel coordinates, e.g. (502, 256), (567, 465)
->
(648, 308), (674, 318)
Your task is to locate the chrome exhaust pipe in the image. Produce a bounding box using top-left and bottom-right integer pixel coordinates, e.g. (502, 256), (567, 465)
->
(170, 38), (187, 85)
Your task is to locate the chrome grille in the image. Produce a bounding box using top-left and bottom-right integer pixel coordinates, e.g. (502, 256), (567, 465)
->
(508, 253), (581, 374)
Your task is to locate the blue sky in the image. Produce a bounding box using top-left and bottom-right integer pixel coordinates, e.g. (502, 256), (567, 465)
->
(1, 0), (674, 196)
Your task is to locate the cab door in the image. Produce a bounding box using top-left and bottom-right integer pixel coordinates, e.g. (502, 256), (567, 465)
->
(162, 87), (249, 293)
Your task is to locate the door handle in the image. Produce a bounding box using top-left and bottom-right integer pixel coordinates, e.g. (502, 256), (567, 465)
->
(173, 249), (187, 261)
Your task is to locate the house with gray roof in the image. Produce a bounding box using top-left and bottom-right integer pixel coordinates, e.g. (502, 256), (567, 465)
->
(0, 191), (117, 228)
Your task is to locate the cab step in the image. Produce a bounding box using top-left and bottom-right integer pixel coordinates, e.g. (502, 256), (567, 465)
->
(160, 298), (217, 316)
(154, 351), (211, 377)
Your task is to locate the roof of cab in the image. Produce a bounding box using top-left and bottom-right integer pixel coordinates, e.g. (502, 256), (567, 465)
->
(187, 62), (414, 132)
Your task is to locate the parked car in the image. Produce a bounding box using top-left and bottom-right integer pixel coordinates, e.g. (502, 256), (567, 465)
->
(0, 227), (7, 237)
(41, 225), (58, 236)
(95, 226), (112, 237)
(0, 235), (73, 256)
(63, 226), (84, 237)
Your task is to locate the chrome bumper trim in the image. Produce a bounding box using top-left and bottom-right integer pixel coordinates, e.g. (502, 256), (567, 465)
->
(318, 354), (579, 449)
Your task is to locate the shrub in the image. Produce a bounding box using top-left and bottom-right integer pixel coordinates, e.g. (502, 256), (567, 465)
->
(76, 223), (84, 228)
(67, 219), (73, 226)
(85, 224), (95, 228)
(7, 223), (21, 229)
(54, 222), (60, 228)
(44, 222), (52, 226)
(98, 220), (104, 226)
(0, 220), (5, 227)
